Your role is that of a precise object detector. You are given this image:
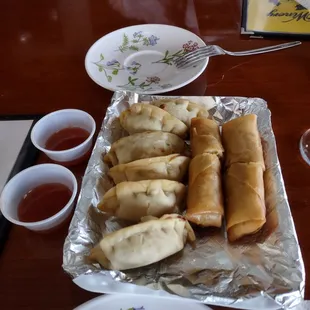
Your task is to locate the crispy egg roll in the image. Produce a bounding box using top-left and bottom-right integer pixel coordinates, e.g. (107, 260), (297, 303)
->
(104, 131), (185, 166)
(186, 153), (224, 227)
(109, 154), (190, 184)
(225, 162), (266, 242)
(190, 117), (224, 158)
(222, 114), (265, 170)
(120, 103), (188, 138)
(97, 179), (186, 221)
(88, 214), (195, 270)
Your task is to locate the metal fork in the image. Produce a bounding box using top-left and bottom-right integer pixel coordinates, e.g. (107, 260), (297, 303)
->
(174, 41), (301, 69)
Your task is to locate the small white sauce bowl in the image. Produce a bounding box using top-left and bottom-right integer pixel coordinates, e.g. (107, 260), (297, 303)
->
(31, 109), (96, 163)
(0, 164), (78, 232)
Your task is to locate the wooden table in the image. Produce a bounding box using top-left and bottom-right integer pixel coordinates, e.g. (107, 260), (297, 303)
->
(0, 0), (309, 309)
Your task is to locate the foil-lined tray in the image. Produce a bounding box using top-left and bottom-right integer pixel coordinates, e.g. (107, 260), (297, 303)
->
(63, 91), (305, 309)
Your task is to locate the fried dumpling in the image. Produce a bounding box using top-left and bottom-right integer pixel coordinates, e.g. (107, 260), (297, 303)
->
(120, 103), (188, 138)
(97, 179), (186, 221)
(88, 214), (195, 270)
(104, 131), (185, 166)
(152, 99), (209, 127)
(108, 154), (190, 184)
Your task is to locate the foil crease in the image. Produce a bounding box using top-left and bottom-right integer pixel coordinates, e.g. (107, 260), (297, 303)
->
(63, 91), (305, 309)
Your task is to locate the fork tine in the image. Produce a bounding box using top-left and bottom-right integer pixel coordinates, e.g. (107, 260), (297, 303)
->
(176, 51), (218, 69)
(175, 51), (215, 68)
(175, 46), (213, 63)
(175, 47), (216, 67)
(174, 46), (213, 65)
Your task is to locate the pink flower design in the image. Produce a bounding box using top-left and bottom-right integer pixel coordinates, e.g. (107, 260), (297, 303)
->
(182, 40), (199, 53)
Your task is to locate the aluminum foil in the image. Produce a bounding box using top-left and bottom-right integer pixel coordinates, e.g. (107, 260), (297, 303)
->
(63, 91), (305, 309)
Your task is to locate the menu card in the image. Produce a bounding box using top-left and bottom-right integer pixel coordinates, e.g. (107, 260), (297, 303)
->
(242, 0), (310, 36)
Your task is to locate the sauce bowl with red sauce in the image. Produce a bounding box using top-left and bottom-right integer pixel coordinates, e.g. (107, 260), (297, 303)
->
(31, 109), (96, 165)
(0, 164), (77, 232)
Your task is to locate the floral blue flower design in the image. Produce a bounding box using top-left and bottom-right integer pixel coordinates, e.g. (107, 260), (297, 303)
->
(106, 59), (120, 66)
(148, 35), (160, 46)
(125, 61), (141, 75)
(133, 31), (143, 38)
(118, 76), (161, 90)
(93, 54), (121, 82)
(118, 32), (160, 52)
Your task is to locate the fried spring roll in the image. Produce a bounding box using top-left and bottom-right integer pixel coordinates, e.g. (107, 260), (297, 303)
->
(225, 162), (266, 242)
(186, 153), (224, 227)
(190, 117), (224, 158)
(222, 114), (265, 170)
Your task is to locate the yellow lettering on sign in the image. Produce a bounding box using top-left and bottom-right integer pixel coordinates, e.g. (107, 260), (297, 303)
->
(246, 0), (310, 34)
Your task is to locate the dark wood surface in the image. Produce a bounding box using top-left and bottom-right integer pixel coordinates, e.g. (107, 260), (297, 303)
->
(1, 0), (309, 309)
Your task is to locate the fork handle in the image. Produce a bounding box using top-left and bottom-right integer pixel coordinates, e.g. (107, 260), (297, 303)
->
(225, 41), (301, 56)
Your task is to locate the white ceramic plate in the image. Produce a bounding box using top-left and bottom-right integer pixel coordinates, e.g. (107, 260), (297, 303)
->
(75, 294), (213, 310)
(85, 24), (208, 94)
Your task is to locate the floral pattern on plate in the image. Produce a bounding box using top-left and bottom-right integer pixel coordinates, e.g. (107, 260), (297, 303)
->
(92, 55), (122, 82)
(85, 24), (209, 94)
(125, 61), (141, 75)
(118, 76), (172, 91)
(118, 31), (160, 52)
(153, 40), (199, 65)
(93, 40), (200, 85)
(93, 57), (142, 82)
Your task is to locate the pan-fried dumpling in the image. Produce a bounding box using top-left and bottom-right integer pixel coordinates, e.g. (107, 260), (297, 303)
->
(97, 179), (186, 221)
(88, 214), (195, 270)
(120, 103), (188, 138)
(108, 154), (190, 184)
(104, 131), (185, 166)
(152, 99), (209, 127)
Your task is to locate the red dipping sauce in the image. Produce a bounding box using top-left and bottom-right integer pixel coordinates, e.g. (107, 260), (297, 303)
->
(18, 183), (72, 222)
(45, 127), (90, 151)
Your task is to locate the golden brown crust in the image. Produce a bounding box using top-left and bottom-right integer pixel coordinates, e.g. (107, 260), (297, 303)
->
(152, 99), (209, 127)
(97, 179), (186, 222)
(88, 214), (195, 270)
(186, 153), (224, 227)
(190, 117), (224, 158)
(104, 131), (185, 166)
(222, 114), (265, 170)
(108, 154), (190, 184)
(225, 162), (266, 242)
(120, 104), (188, 138)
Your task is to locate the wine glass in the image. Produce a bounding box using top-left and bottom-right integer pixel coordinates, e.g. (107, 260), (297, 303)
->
(300, 129), (310, 165)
